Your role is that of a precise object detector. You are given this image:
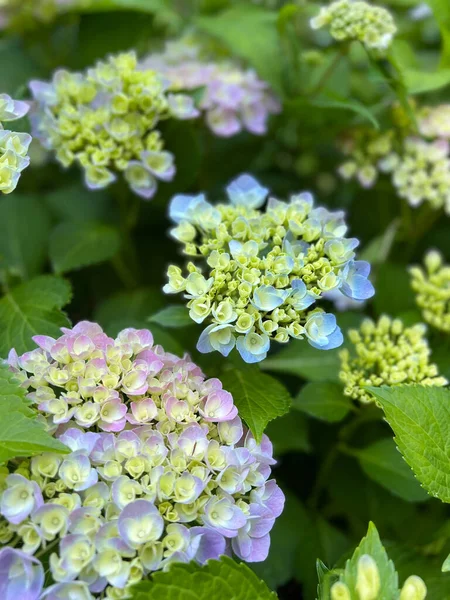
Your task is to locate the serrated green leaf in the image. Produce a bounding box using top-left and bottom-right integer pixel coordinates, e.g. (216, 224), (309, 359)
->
(342, 522), (398, 600)
(148, 305), (192, 328)
(0, 410), (69, 463)
(369, 386), (450, 503)
(0, 275), (72, 357)
(220, 367), (291, 442)
(196, 5), (284, 96)
(348, 438), (430, 503)
(265, 411), (310, 456)
(0, 194), (51, 280)
(132, 556), (277, 600)
(0, 363), (33, 417)
(293, 382), (353, 423)
(50, 221), (121, 274)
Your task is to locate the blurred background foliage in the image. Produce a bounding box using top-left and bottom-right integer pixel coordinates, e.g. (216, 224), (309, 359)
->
(1, 0), (450, 598)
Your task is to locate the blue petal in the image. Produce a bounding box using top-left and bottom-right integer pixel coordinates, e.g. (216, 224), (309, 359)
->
(236, 336), (268, 363)
(196, 325), (215, 354)
(226, 174), (268, 209)
(169, 194), (205, 223)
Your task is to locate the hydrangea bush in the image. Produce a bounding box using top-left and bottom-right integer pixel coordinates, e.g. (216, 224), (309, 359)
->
(0, 1), (450, 599)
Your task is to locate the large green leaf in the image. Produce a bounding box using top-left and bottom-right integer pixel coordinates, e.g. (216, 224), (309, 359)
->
(44, 184), (112, 223)
(132, 556), (277, 600)
(0, 363), (33, 417)
(220, 367), (291, 442)
(261, 342), (342, 382)
(348, 438), (430, 503)
(0, 194), (50, 280)
(0, 363), (68, 462)
(196, 5), (284, 96)
(341, 522), (398, 600)
(0, 276), (72, 356)
(370, 386), (450, 503)
(293, 382), (353, 423)
(50, 221), (121, 274)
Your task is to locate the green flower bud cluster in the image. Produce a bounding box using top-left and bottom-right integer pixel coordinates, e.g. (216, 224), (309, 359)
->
(339, 315), (446, 403)
(30, 51), (198, 199)
(410, 250), (450, 333)
(330, 554), (427, 600)
(310, 0), (397, 51)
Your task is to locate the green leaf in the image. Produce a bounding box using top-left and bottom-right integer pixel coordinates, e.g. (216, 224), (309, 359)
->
(50, 221), (121, 274)
(261, 342), (342, 382)
(348, 438), (430, 503)
(95, 287), (164, 334)
(311, 95), (380, 129)
(403, 68), (450, 94)
(220, 367), (291, 442)
(265, 411), (310, 455)
(0, 363), (33, 417)
(44, 184), (112, 223)
(341, 522), (398, 599)
(443, 554), (450, 573)
(0, 275), (72, 357)
(0, 364), (68, 462)
(293, 382), (353, 423)
(196, 5), (284, 96)
(374, 263), (417, 317)
(0, 409), (69, 463)
(148, 305), (192, 329)
(370, 386), (450, 503)
(132, 556), (277, 600)
(0, 194), (51, 280)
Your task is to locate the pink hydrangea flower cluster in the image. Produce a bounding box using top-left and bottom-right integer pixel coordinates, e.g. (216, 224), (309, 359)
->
(0, 322), (284, 599)
(144, 39), (280, 137)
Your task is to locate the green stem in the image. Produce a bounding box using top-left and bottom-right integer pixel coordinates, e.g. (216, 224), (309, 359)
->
(308, 48), (346, 97)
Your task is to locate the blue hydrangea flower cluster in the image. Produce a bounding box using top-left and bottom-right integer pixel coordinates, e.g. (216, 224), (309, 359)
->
(143, 38), (280, 137)
(164, 174), (374, 363)
(29, 51), (199, 199)
(0, 321), (284, 599)
(0, 93), (31, 194)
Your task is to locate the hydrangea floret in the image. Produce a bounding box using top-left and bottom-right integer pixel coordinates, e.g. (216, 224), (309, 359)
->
(339, 315), (447, 403)
(330, 554), (427, 600)
(338, 104), (450, 214)
(164, 174), (374, 363)
(0, 321), (284, 598)
(143, 38), (280, 137)
(310, 0), (397, 52)
(0, 93), (31, 194)
(410, 250), (450, 333)
(29, 51), (199, 199)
